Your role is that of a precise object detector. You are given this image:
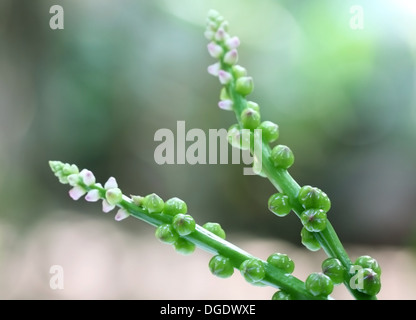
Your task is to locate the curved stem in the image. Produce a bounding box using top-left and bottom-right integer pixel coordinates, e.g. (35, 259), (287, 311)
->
(50, 161), (330, 299)
(223, 66), (377, 300)
(122, 196), (326, 300)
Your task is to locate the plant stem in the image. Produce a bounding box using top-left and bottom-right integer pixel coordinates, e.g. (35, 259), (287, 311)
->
(51, 161), (329, 299)
(224, 68), (377, 300)
(120, 195), (326, 300)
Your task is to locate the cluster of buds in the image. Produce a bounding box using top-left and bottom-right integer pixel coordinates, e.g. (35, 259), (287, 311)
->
(47, 10), (381, 300)
(49, 161), (199, 255)
(205, 11), (381, 299)
(301, 255), (381, 298)
(206, 10), (288, 175)
(205, 10), (253, 112)
(49, 161), (129, 221)
(50, 161), (316, 297)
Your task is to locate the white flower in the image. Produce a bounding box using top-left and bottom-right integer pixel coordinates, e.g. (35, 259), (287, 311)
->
(85, 189), (100, 202)
(207, 42), (223, 59)
(102, 177), (119, 213)
(79, 169), (96, 186)
(69, 186), (86, 201)
(207, 62), (220, 76)
(226, 36), (240, 50)
(115, 208), (129, 222)
(215, 27), (226, 41)
(218, 70), (232, 85)
(104, 177), (117, 189)
(218, 100), (233, 111)
(224, 49), (238, 65)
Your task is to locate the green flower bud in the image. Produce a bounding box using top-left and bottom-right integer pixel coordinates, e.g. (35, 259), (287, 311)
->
(49, 160), (63, 174)
(174, 238), (196, 255)
(60, 163), (79, 182)
(207, 9), (220, 20)
(354, 256), (381, 276)
(172, 214), (196, 236)
(267, 253), (295, 274)
(67, 174), (81, 187)
(220, 87), (230, 100)
(236, 76), (254, 96)
(241, 108), (261, 130)
(143, 193), (164, 213)
(209, 255), (234, 278)
(246, 101), (259, 112)
(214, 15), (225, 26)
(105, 188), (123, 206)
(203, 222), (226, 239)
(268, 193), (291, 217)
(355, 268), (381, 296)
(301, 227), (321, 251)
(270, 145), (294, 169)
(131, 195), (144, 206)
(305, 272), (334, 297)
(163, 197), (188, 216)
(240, 259), (266, 284)
(258, 121), (279, 143)
(155, 224), (179, 244)
(272, 290), (293, 300)
(232, 65), (247, 78)
(300, 209), (327, 232)
(298, 185), (331, 212)
(321, 258), (346, 284)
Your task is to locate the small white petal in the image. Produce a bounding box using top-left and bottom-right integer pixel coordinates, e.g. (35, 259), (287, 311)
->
(218, 100), (233, 111)
(207, 42), (223, 59)
(85, 189), (100, 202)
(115, 209), (129, 222)
(69, 186), (86, 201)
(102, 199), (116, 213)
(104, 177), (118, 190)
(218, 70), (232, 85)
(226, 36), (240, 50)
(207, 62), (220, 76)
(79, 169), (96, 186)
(215, 27), (226, 41)
(224, 49), (238, 65)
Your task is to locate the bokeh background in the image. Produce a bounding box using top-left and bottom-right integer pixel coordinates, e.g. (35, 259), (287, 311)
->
(1, 0), (416, 299)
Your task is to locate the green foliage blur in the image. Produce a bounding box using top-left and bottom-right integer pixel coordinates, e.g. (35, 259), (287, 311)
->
(1, 0), (416, 246)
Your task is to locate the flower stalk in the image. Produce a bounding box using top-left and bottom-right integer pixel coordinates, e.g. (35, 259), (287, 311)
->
(205, 10), (380, 300)
(47, 9), (382, 300)
(49, 160), (328, 300)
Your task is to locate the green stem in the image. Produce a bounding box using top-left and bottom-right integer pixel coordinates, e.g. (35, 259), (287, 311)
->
(51, 161), (329, 299)
(118, 193), (325, 300)
(224, 68), (376, 300)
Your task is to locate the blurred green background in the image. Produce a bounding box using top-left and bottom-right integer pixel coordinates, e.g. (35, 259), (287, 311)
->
(1, 0), (416, 299)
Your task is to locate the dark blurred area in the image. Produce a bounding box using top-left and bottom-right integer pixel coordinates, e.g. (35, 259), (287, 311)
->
(1, 0), (416, 266)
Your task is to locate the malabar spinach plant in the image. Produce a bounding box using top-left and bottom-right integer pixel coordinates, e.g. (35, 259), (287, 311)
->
(49, 10), (381, 300)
